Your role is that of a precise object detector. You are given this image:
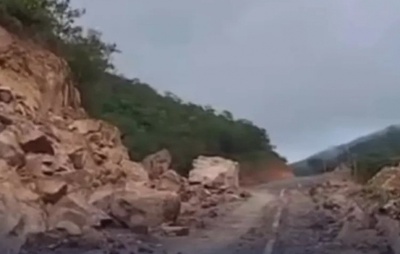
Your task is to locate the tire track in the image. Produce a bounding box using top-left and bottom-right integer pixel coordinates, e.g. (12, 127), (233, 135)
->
(263, 188), (286, 254)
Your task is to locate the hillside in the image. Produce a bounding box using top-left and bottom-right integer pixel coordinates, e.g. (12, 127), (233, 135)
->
(0, 0), (287, 176)
(83, 73), (287, 175)
(292, 124), (400, 181)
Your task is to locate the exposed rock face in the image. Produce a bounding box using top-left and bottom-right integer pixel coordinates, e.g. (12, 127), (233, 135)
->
(0, 25), (249, 252)
(0, 25), (183, 251)
(189, 156), (239, 190)
(0, 26), (81, 118)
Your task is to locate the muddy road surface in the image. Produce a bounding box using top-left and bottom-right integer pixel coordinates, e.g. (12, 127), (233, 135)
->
(163, 173), (393, 254)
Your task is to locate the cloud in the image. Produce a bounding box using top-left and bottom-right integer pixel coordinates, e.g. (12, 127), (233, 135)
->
(72, 0), (400, 162)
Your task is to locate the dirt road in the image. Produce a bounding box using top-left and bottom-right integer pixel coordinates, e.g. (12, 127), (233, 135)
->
(161, 175), (326, 254)
(162, 173), (394, 254)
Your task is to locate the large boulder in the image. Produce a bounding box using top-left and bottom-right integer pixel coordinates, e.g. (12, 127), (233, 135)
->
(0, 182), (46, 253)
(46, 190), (112, 236)
(188, 156), (239, 190)
(142, 149), (172, 179)
(90, 183), (180, 229)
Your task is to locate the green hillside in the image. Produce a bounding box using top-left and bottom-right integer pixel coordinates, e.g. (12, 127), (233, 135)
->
(292, 125), (400, 182)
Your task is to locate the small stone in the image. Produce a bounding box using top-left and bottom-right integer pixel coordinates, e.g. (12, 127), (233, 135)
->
(55, 221), (82, 236)
(162, 226), (190, 237)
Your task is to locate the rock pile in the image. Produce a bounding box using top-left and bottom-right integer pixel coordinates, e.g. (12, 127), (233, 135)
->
(143, 154), (250, 236)
(307, 179), (390, 252)
(0, 25), (248, 252)
(361, 165), (400, 253)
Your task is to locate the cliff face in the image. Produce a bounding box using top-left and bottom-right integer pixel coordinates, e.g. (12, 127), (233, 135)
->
(0, 25), (177, 252)
(0, 26), (82, 119)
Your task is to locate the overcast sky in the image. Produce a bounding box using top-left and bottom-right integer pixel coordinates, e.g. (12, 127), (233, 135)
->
(71, 0), (400, 162)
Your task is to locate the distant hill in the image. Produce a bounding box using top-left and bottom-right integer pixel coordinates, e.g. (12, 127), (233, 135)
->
(291, 125), (400, 180)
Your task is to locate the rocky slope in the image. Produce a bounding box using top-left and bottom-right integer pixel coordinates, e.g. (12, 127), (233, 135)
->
(0, 26), (248, 253)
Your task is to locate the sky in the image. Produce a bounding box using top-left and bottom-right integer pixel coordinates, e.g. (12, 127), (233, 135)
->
(71, 0), (400, 162)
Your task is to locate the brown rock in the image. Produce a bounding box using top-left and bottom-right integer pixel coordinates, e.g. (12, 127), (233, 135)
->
(0, 184), (24, 237)
(224, 193), (241, 203)
(47, 205), (87, 235)
(161, 225), (190, 236)
(184, 184), (210, 204)
(91, 183), (180, 229)
(69, 119), (101, 135)
(180, 202), (196, 216)
(201, 195), (220, 209)
(25, 154), (55, 176)
(55, 220), (82, 236)
(0, 159), (12, 180)
(188, 156), (239, 190)
(376, 215), (400, 254)
(47, 191), (112, 236)
(142, 149), (172, 179)
(68, 148), (86, 170)
(0, 182), (46, 253)
(93, 149), (107, 165)
(35, 178), (68, 204)
(0, 128), (25, 167)
(67, 191), (113, 228)
(0, 86), (13, 103)
(0, 113), (13, 126)
(158, 170), (182, 192)
(120, 159), (149, 182)
(102, 147), (128, 165)
(19, 128), (54, 155)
